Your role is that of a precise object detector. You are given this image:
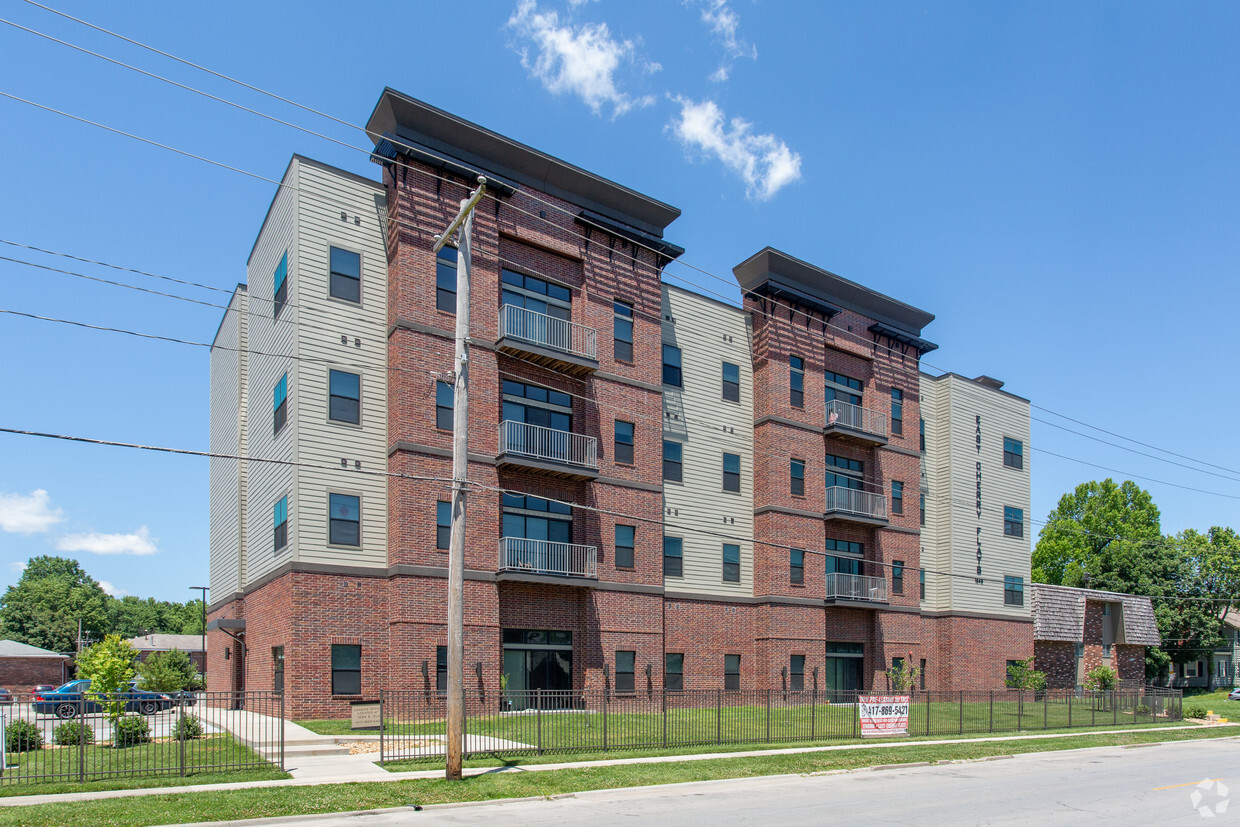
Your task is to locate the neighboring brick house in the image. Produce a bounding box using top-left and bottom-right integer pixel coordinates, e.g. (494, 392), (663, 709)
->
(0, 641), (71, 694)
(1031, 584), (1160, 688)
(125, 634), (206, 675)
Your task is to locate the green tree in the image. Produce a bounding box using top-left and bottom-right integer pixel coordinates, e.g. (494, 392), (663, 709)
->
(0, 556), (109, 652)
(135, 648), (196, 693)
(1005, 657), (1047, 691)
(884, 655), (921, 693)
(107, 596), (205, 638)
(75, 634), (137, 722)
(1159, 527), (1240, 688)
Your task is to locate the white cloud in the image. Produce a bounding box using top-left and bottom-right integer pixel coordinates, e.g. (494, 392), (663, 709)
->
(8, 561), (26, 574)
(97, 580), (128, 597)
(56, 526), (158, 556)
(689, 0), (757, 82)
(507, 0), (658, 118)
(0, 489), (64, 535)
(667, 97), (802, 200)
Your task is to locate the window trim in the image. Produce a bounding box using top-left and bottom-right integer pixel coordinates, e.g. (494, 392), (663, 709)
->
(1004, 506), (1024, 538)
(614, 420), (635, 466)
(722, 543), (741, 583)
(331, 643), (361, 696)
(436, 245), (458, 313)
(615, 524), (636, 569)
(892, 480), (904, 515)
(273, 251), (288, 318)
(662, 344), (683, 387)
(436, 501), (452, 550)
(663, 536), (683, 578)
(328, 491), (362, 548)
(1004, 575), (1024, 606)
(615, 650), (636, 694)
(327, 245), (363, 306)
(1003, 437), (1025, 470)
(273, 495), (289, 553)
(722, 452), (741, 493)
(791, 458), (806, 497)
(722, 361), (740, 403)
(790, 548), (805, 586)
(665, 652), (684, 692)
(328, 369), (361, 426)
(613, 300), (634, 363)
(890, 387), (904, 436)
(435, 381), (454, 431)
(790, 355), (805, 408)
(273, 372), (288, 436)
(663, 440), (683, 483)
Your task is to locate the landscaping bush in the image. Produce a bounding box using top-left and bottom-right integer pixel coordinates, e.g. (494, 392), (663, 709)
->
(6, 719), (43, 752)
(1084, 665), (1118, 692)
(172, 715), (203, 740)
(113, 714), (152, 746)
(1183, 704), (1208, 719)
(1135, 703), (1151, 715)
(53, 721), (95, 746)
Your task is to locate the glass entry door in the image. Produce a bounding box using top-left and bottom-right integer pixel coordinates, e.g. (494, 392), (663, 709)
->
(823, 656), (863, 693)
(503, 629), (573, 710)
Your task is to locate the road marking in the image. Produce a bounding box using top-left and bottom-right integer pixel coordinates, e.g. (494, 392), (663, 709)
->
(1153, 778), (1223, 791)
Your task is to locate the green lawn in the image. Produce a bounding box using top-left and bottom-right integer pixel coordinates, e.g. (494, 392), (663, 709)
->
(1182, 689), (1240, 718)
(1, 727), (1231, 827)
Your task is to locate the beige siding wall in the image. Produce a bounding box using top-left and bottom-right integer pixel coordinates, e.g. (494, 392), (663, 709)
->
(208, 289), (247, 596)
(662, 285), (754, 597)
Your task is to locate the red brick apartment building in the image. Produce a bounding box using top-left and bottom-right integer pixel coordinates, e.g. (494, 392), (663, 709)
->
(208, 89), (1045, 717)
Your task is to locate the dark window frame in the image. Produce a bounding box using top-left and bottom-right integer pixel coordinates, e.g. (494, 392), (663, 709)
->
(328, 245), (362, 304)
(722, 543), (740, 582)
(920, 493), (926, 527)
(663, 536), (683, 577)
(273, 251), (288, 318)
(665, 653), (684, 692)
(436, 501), (451, 550)
(790, 655), (805, 691)
(1004, 506), (1024, 538)
(663, 440), (683, 483)
(890, 388), (904, 436)
(328, 369), (361, 425)
(1003, 437), (1024, 470)
(723, 452), (741, 493)
(722, 361), (740, 403)
(892, 480), (904, 515)
(435, 381), (454, 431)
(331, 643), (361, 696)
(615, 524), (636, 569)
(662, 344), (683, 387)
(435, 645), (447, 695)
(1004, 575), (1024, 606)
(790, 355), (805, 408)
(892, 560), (904, 595)
(273, 373), (288, 435)
(328, 492), (361, 547)
(436, 246), (457, 313)
(791, 458), (806, 497)
(273, 496), (288, 553)
(790, 548), (805, 585)
(614, 420), (635, 465)
(613, 300), (634, 363)
(919, 418), (925, 452)
(724, 654), (741, 691)
(920, 568), (926, 600)
(615, 650), (636, 694)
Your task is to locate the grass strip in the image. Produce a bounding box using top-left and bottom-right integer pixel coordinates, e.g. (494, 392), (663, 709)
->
(2, 726), (1234, 827)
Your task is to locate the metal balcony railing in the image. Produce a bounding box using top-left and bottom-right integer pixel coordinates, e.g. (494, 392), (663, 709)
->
(499, 421), (598, 470)
(499, 538), (598, 578)
(825, 399), (888, 439)
(824, 486), (888, 520)
(826, 572), (888, 602)
(500, 304), (598, 361)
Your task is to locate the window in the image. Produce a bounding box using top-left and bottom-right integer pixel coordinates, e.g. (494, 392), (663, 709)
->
(435, 381), (454, 430)
(892, 560), (904, 595)
(1004, 575), (1024, 606)
(790, 549), (805, 585)
(890, 388), (904, 436)
(1185, 660), (1200, 678)
(791, 459), (805, 496)
(329, 246), (361, 303)
(825, 538), (864, 555)
(435, 645), (447, 694)
(663, 440), (683, 482)
(502, 381), (573, 433)
(825, 539), (863, 578)
(662, 344), (682, 387)
(615, 525), (635, 569)
(331, 644), (361, 695)
(273, 496), (288, 552)
(1216, 659), (1227, 679)
(273, 251), (288, 318)
(613, 301), (634, 362)
(329, 493), (360, 546)
(502, 269), (571, 318)
(824, 370), (863, 405)
(724, 654), (740, 691)
(329, 370), (360, 424)
(790, 655), (805, 691)
(273, 373), (288, 435)
(614, 420), (634, 465)
(825, 454), (864, 490)
(436, 246), (457, 313)
(723, 453), (741, 493)
(665, 653), (684, 692)
(1003, 437), (1024, 470)
(790, 356), (805, 408)
(892, 657), (904, 675)
(1004, 507), (1024, 538)
(436, 501), (451, 550)
(615, 650), (635, 693)
(919, 494), (925, 527)
(722, 361), (740, 402)
(892, 481), (904, 515)
(920, 568), (926, 600)
(502, 494), (572, 549)
(1103, 643), (1113, 659)
(1102, 603), (1112, 616)
(919, 418), (925, 452)
(920, 659), (926, 690)
(663, 536), (683, 577)
(722, 544), (740, 582)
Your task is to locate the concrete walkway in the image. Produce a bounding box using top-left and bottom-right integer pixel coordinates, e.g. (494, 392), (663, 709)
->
(0, 723), (1230, 808)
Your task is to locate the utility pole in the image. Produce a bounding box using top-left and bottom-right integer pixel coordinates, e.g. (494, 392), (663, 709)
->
(433, 175), (487, 781)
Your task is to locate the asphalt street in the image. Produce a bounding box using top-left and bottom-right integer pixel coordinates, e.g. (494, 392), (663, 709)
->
(291, 736), (1240, 825)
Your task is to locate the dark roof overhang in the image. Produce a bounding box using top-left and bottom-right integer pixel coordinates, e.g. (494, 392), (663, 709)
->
(868, 322), (939, 356)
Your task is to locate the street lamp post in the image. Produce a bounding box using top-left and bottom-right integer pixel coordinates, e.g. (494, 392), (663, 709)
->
(190, 586), (209, 683)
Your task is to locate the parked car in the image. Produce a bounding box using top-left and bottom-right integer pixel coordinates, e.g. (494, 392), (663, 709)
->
(170, 691), (197, 707)
(31, 685), (56, 697)
(0, 689), (12, 705)
(32, 679), (174, 719)
(1228, 687), (1240, 702)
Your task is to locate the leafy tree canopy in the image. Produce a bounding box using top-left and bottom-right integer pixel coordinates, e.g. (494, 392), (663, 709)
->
(136, 648), (197, 693)
(0, 556), (109, 652)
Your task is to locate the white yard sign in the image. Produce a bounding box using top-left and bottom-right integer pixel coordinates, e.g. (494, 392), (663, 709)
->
(859, 695), (910, 737)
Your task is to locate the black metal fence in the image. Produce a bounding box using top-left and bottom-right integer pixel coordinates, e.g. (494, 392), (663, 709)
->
(0, 690), (285, 786)
(377, 686), (1183, 763)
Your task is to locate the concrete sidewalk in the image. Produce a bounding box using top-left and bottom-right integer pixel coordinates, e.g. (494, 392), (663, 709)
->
(0, 723), (1230, 808)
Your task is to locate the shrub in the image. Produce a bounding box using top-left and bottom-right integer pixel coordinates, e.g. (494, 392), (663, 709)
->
(1006, 658), (1048, 692)
(1084, 665), (1119, 692)
(172, 715), (203, 740)
(1135, 703), (1151, 715)
(6, 719), (42, 752)
(53, 721), (95, 746)
(113, 715), (151, 746)
(1183, 704), (1208, 719)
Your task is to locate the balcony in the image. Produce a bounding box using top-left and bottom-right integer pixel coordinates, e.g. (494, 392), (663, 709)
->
(824, 400), (888, 446)
(824, 486), (888, 527)
(496, 421), (599, 480)
(826, 573), (888, 604)
(498, 538), (598, 580)
(497, 304), (598, 375)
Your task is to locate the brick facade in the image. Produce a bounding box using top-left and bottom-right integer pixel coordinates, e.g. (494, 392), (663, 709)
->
(0, 657), (71, 694)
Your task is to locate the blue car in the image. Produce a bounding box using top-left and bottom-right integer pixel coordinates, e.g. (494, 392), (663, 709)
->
(32, 679), (174, 719)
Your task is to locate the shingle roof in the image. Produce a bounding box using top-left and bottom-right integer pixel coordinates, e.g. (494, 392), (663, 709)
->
(1224, 611), (1240, 631)
(125, 634), (204, 652)
(0, 640), (68, 658)
(1030, 584), (1160, 646)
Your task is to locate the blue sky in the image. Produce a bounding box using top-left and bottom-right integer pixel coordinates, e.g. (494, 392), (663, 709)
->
(1, 1), (1237, 602)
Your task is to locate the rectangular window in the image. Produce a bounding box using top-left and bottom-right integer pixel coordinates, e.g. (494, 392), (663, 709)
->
(665, 653), (684, 692)
(1004, 575), (1024, 606)
(329, 493), (360, 546)
(1004, 506), (1024, 538)
(892, 657), (905, 675)
(920, 494), (926, 527)
(825, 453), (864, 490)
(435, 381), (454, 430)
(790, 655), (805, 691)
(790, 355), (805, 408)
(436, 501), (451, 550)
(1104, 643), (1113, 659)
(892, 560), (904, 595)
(273, 496), (288, 552)
(329, 370), (360, 424)
(436, 246), (457, 313)
(329, 246), (361, 304)
(331, 643), (361, 695)
(890, 388), (904, 436)
(273, 251), (288, 318)
(615, 524), (635, 569)
(614, 420), (635, 465)
(723, 452), (741, 493)
(722, 544), (740, 582)
(892, 480), (904, 515)
(919, 418), (925, 452)
(615, 650), (635, 694)
(791, 459), (806, 496)
(435, 645), (447, 694)
(920, 658), (926, 691)
(273, 373), (288, 435)
(663, 440), (683, 482)
(662, 344), (682, 387)
(724, 654), (740, 691)
(920, 568), (926, 600)
(722, 361), (740, 402)
(1003, 437), (1024, 470)
(663, 536), (683, 577)
(824, 370), (863, 406)
(790, 548), (805, 585)
(502, 269), (572, 317)
(613, 301), (634, 362)
(1185, 661), (1199, 678)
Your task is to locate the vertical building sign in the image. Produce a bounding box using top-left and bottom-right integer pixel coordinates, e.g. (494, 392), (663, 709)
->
(975, 414), (984, 585)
